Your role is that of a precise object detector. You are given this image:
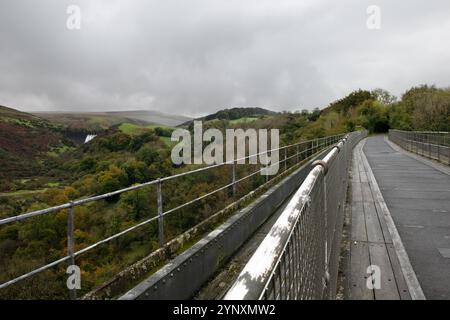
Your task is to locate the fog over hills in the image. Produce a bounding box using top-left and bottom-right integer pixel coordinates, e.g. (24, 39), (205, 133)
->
(33, 109), (192, 130)
(104, 110), (192, 126)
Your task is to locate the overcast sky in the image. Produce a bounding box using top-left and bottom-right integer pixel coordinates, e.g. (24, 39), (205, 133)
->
(0, 0), (449, 117)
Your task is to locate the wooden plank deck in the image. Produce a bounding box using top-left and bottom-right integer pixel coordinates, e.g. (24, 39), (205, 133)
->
(347, 139), (412, 300)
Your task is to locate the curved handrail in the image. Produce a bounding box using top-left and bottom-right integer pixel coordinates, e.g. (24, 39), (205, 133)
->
(224, 131), (366, 300)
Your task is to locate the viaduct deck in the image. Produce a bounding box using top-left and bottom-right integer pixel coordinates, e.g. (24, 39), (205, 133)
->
(348, 135), (450, 300)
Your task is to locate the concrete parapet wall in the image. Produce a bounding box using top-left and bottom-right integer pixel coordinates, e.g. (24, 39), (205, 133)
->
(118, 150), (330, 300)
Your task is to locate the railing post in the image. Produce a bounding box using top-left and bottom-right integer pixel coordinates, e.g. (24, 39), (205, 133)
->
(417, 133), (420, 155)
(232, 159), (236, 198)
(67, 203), (76, 300)
(284, 148), (287, 172)
(296, 144), (300, 163)
(447, 135), (450, 165)
(428, 134), (431, 158)
(417, 133), (419, 155)
(417, 133), (419, 154)
(422, 133), (425, 156)
(417, 133), (420, 154)
(410, 132), (413, 152)
(156, 179), (164, 247)
(437, 136), (440, 162)
(417, 134), (423, 155)
(408, 132), (411, 151)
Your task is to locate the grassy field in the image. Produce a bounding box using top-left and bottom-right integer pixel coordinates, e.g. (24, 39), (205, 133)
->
(0, 188), (48, 198)
(119, 123), (175, 147)
(118, 123), (145, 135)
(118, 123), (172, 135)
(160, 136), (175, 147)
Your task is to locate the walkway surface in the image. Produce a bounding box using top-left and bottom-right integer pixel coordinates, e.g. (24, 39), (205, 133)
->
(348, 139), (412, 300)
(353, 135), (450, 300)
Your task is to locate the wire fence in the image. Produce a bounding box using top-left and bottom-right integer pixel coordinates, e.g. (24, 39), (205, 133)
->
(389, 129), (450, 165)
(0, 133), (347, 298)
(224, 131), (367, 300)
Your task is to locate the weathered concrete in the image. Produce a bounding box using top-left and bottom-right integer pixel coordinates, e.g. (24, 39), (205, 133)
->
(194, 192), (294, 299)
(364, 135), (450, 300)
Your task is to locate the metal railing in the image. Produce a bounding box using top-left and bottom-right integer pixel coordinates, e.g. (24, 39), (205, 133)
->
(0, 133), (347, 298)
(224, 131), (367, 300)
(389, 129), (450, 165)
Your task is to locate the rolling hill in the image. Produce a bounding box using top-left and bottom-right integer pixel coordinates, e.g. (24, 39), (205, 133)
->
(0, 106), (73, 183)
(182, 107), (277, 126)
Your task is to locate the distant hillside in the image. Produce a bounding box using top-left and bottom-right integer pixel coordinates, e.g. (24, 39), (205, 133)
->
(0, 106), (73, 181)
(204, 107), (276, 120)
(0, 105), (42, 121)
(183, 107), (277, 126)
(321, 89), (374, 116)
(33, 110), (192, 131)
(107, 110), (191, 126)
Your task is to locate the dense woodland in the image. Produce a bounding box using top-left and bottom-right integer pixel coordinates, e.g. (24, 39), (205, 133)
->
(0, 84), (449, 298)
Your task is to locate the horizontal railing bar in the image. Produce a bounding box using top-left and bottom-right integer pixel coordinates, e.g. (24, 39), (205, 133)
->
(403, 140), (450, 148)
(0, 136), (343, 291)
(223, 135), (351, 300)
(390, 129), (449, 134)
(0, 213), (161, 290)
(0, 134), (344, 226)
(161, 143), (331, 216)
(0, 255), (71, 290)
(73, 215), (159, 256)
(389, 129), (450, 167)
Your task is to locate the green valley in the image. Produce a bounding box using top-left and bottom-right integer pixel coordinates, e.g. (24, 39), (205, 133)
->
(1, 85), (449, 299)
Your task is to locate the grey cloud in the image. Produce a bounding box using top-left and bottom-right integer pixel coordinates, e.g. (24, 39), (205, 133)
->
(0, 0), (449, 116)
